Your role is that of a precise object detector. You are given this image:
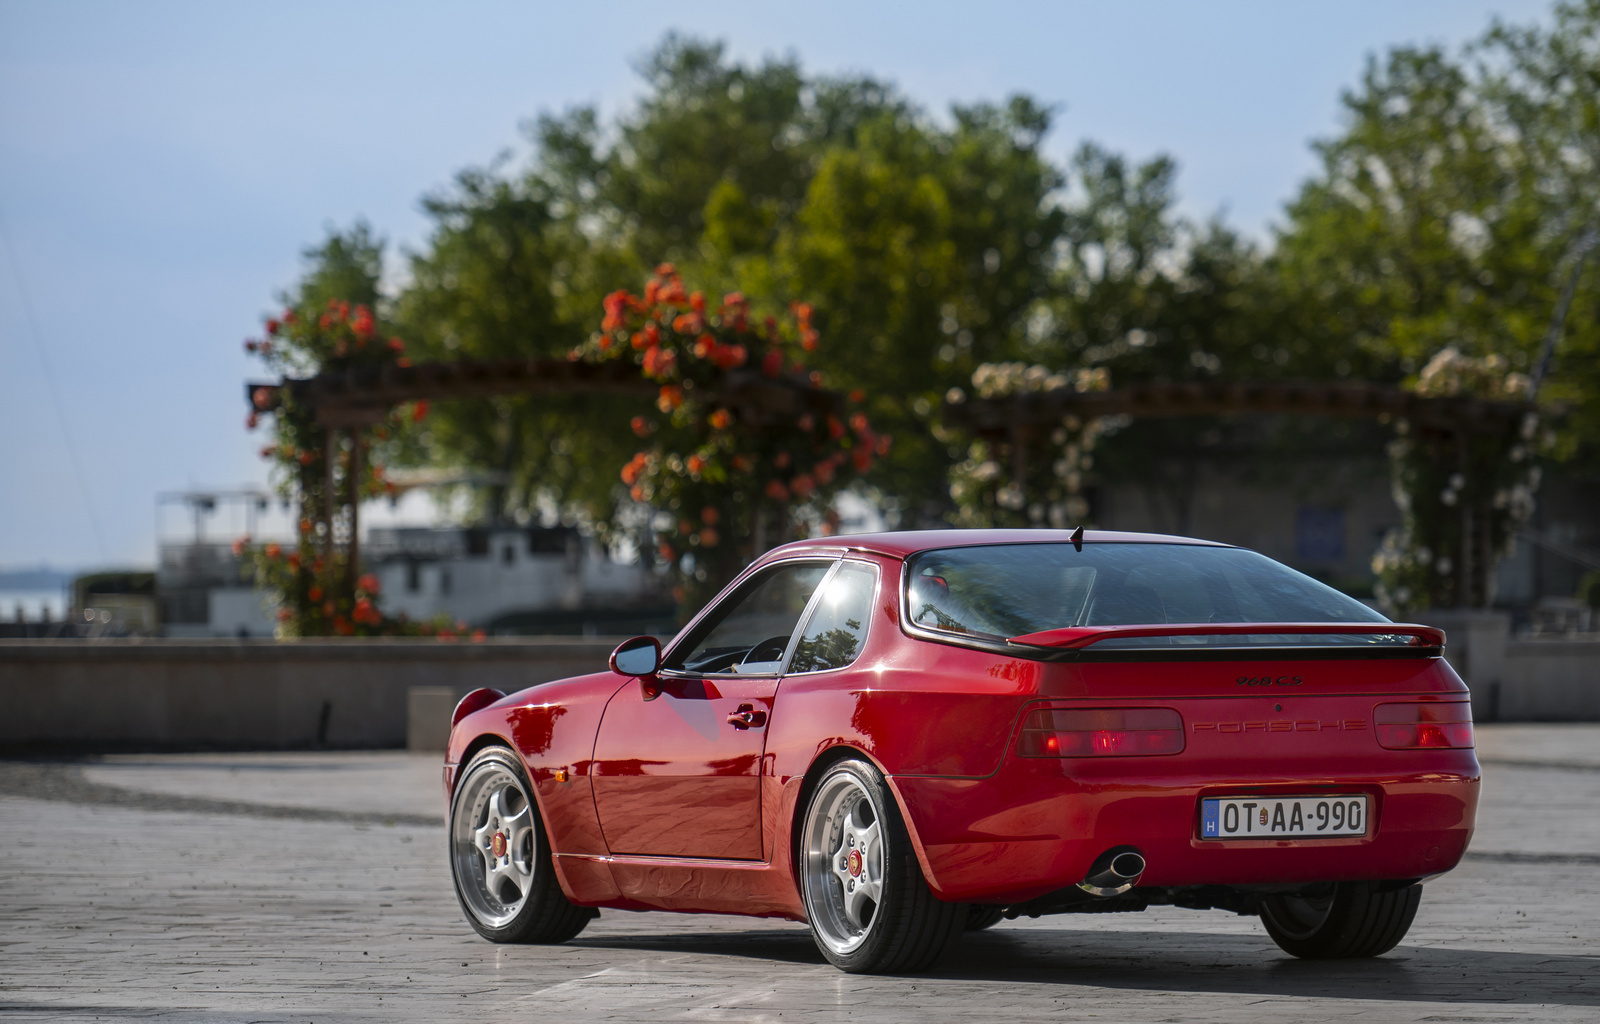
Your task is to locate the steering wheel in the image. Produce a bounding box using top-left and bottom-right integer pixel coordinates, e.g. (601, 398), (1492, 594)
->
(739, 635), (790, 667)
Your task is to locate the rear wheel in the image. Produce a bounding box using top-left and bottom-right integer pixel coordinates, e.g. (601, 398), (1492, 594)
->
(1260, 881), (1422, 958)
(965, 906), (1006, 931)
(799, 758), (966, 973)
(448, 746), (594, 944)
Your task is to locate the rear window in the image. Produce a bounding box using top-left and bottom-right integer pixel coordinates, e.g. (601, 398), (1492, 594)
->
(905, 542), (1385, 642)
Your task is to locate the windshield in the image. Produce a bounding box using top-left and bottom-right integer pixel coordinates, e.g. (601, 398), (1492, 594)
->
(904, 542), (1385, 641)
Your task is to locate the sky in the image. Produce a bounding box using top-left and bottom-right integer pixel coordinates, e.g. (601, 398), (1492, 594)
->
(0, 0), (1554, 573)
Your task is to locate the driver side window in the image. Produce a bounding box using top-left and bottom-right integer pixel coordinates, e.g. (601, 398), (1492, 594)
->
(668, 561), (832, 675)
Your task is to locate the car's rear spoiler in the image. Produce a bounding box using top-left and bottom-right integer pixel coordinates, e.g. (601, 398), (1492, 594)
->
(1006, 622), (1445, 662)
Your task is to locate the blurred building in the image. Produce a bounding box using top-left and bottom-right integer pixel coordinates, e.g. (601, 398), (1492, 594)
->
(365, 525), (674, 635)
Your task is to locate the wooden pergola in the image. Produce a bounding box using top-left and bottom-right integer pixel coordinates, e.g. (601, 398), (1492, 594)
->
(246, 357), (843, 603)
(944, 379), (1533, 607)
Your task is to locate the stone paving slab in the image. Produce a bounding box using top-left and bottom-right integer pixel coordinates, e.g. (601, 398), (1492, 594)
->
(81, 752), (446, 822)
(0, 726), (1597, 1022)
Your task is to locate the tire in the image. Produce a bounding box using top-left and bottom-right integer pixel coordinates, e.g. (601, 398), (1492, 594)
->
(1260, 881), (1422, 958)
(798, 757), (966, 973)
(965, 906), (1006, 931)
(448, 746), (594, 944)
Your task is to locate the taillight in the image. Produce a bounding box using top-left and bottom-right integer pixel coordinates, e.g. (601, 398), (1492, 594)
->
(1374, 702), (1474, 749)
(1018, 708), (1184, 757)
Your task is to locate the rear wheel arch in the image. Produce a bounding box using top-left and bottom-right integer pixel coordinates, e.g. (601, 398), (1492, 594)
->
(790, 745), (942, 902)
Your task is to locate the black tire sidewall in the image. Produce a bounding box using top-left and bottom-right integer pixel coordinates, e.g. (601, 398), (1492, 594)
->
(802, 758), (961, 973)
(1261, 881), (1422, 958)
(448, 746), (566, 944)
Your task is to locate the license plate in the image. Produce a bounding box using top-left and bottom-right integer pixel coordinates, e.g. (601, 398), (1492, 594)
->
(1200, 794), (1368, 840)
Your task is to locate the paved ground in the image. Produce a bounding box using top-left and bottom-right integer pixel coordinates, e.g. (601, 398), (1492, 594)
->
(1, 725), (1597, 1022)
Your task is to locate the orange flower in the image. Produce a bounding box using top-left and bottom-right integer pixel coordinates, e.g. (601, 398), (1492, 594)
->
(850, 412), (870, 433)
(231, 538), (247, 556)
(412, 400), (429, 423)
(678, 519), (695, 535)
(265, 543), (282, 559)
(309, 585), (324, 602)
(602, 289), (632, 331)
(876, 434), (893, 456)
(357, 574), (380, 595)
(654, 262), (677, 277)
(814, 461), (836, 485)
(693, 334), (716, 358)
(761, 350), (784, 377)
(657, 385), (684, 412)
(686, 454), (707, 475)
(708, 409), (732, 430)
(690, 291), (706, 313)
(658, 541), (677, 561)
(699, 527), (719, 547)
(620, 453), (648, 486)
(722, 291), (746, 308)
(712, 343), (747, 369)
(791, 474), (817, 498)
(631, 415), (653, 438)
(299, 518), (313, 534)
(702, 506), (720, 525)
(643, 346), (676, 378)
(471, 629), (487, 642)
(765, 480), (790, 502)
(828, 415), (846, 439)
(800, 327), (820, 351)
(849, 389), (865, 403)
(287, 553), (301, 571)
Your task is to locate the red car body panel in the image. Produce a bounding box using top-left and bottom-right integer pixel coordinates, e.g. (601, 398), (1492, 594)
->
(445, 530), (1481, 922)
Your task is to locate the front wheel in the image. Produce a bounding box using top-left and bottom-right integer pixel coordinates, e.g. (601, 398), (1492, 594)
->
(448, 746), (594, 944)
(1260, 881), (1422, 958)
(798, 758), (965, 973)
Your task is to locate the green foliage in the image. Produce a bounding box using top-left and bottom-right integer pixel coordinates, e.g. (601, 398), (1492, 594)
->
(256, 9), (1600, 616)
(1578, 569), (1600, 608)
(1275, 1), (1600, 449)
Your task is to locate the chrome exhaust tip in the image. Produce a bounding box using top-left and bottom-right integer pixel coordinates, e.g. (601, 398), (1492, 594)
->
(1077, 846), (1146, 898)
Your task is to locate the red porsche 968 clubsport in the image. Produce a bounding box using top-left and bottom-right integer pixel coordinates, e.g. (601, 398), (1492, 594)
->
(443, 529), (1479, 973)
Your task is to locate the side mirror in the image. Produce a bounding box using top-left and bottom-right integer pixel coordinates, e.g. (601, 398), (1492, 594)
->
(609, 635), (662, 678)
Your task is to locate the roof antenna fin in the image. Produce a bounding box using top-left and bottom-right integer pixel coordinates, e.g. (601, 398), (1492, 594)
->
(1070, 525), (1084, 552)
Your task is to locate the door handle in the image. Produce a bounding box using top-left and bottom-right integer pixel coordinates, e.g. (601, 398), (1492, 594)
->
(727, 704), (768, 730)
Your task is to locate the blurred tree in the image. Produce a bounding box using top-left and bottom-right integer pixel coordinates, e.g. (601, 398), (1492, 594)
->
(394, 170), (638, 528)
(392, 35), (1066, 528)
(1275, 0), (1600, 450)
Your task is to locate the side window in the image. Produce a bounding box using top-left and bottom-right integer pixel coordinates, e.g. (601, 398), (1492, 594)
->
(788, 563), (876, 674)
(668, 562), (831, 675)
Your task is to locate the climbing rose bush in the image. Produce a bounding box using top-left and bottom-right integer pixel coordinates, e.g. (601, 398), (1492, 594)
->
(575, 265), (888, 604)
(241, 300), (452, 637)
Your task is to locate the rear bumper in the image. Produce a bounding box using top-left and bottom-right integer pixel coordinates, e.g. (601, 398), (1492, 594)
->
(892, 751), (1480, 904)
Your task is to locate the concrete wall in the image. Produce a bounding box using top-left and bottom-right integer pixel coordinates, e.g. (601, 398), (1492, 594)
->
(0, 638), (626, 751)
(1418, 611), (1600, 722)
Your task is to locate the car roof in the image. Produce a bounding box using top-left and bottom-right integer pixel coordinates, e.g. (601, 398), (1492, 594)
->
(760, 529), (1233, 562)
